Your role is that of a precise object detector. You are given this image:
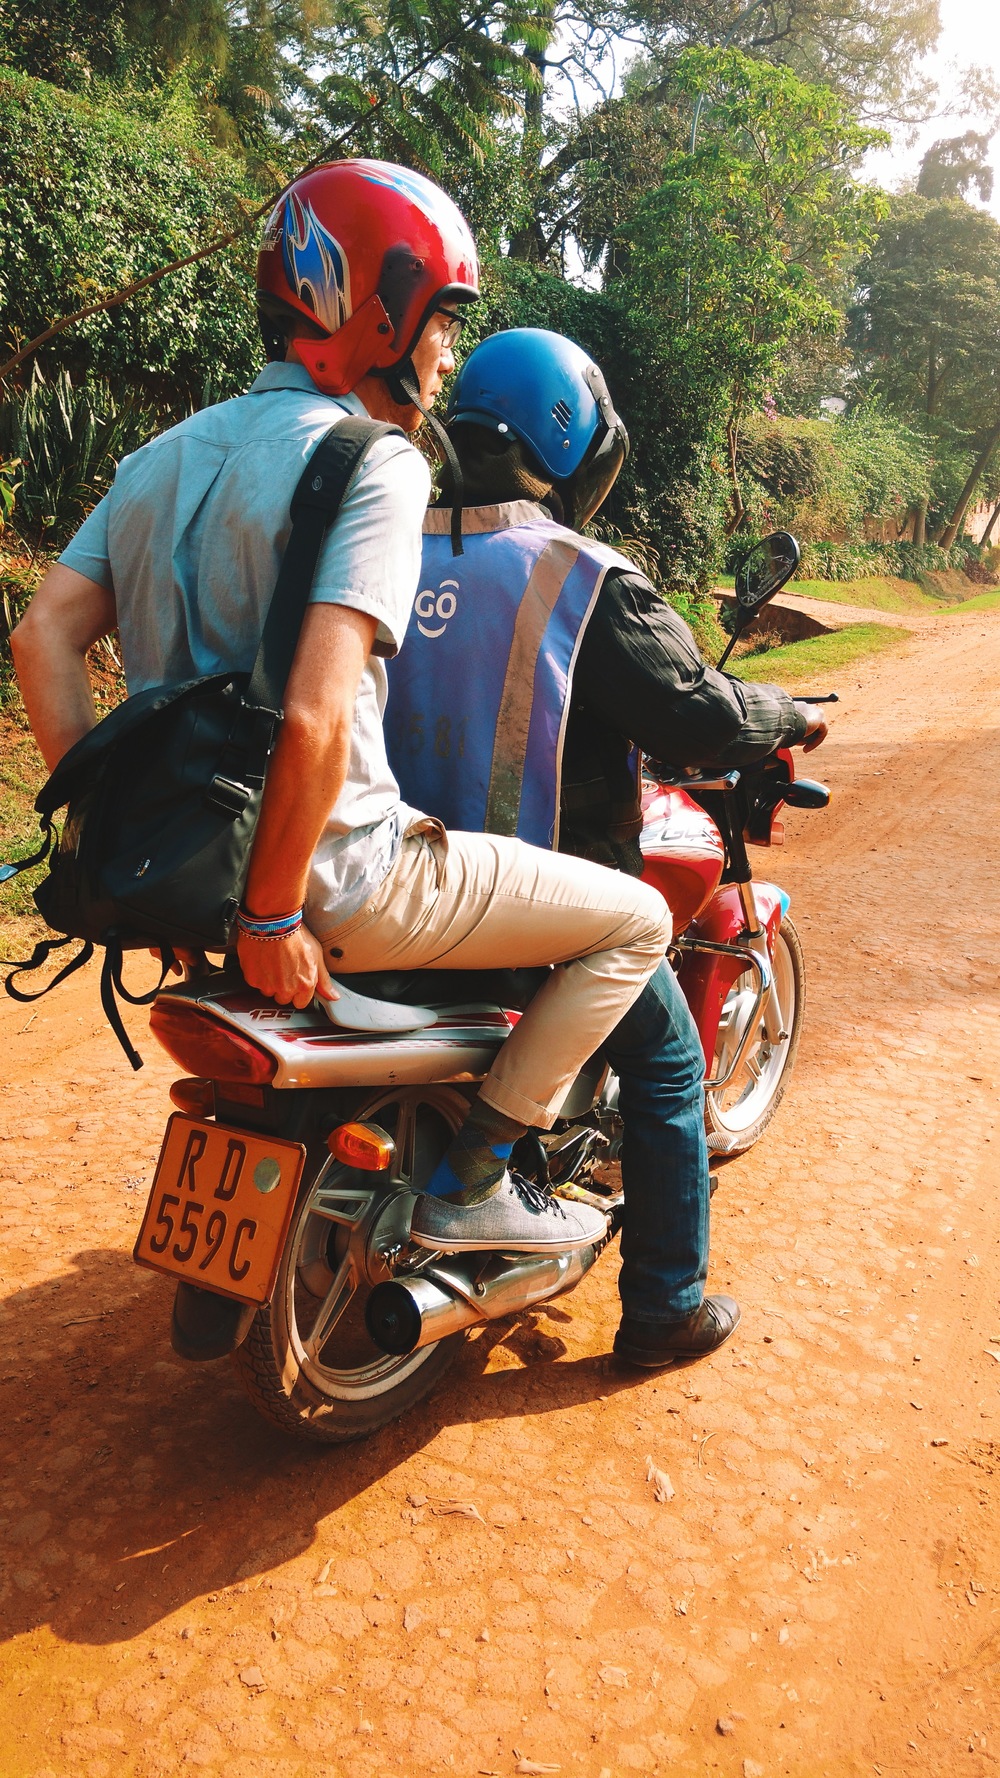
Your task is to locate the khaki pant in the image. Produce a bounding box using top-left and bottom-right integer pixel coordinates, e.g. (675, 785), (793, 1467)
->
(320, 824), (671, 1128)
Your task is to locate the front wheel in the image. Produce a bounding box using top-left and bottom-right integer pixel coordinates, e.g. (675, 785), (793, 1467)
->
(234, 1085), (469, 1444)
(704, 915), (805, 1157)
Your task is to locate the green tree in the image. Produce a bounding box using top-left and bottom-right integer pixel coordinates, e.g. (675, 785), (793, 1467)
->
(500, 0), (938, 276)
(0, 0), (314, 149)
(624, 48), (885, 531)
(917, 129), (995, 203)
(850, 194), (1000, 544)
(638, 0), (941, 119)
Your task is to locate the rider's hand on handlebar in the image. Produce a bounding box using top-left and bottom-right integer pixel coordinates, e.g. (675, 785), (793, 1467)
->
(795, 701), (829, 754)
(236, 924), (339, 1010)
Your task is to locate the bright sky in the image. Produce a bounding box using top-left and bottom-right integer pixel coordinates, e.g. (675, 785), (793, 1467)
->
(864, 0), (1000, 214)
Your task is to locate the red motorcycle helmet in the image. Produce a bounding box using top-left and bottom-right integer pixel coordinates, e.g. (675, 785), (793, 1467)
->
(256, 159), (480, 396)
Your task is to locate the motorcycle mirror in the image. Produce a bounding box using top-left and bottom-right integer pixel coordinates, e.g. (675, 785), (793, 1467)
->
(735, 531), (801, 611)
(717, 531), (801, 671)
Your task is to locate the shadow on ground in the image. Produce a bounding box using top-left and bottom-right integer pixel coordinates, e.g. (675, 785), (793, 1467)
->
(0, 1243), (641, 1648)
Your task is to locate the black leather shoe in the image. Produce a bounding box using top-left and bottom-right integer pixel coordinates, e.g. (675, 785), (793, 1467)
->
(613, 1295), (741, 1367)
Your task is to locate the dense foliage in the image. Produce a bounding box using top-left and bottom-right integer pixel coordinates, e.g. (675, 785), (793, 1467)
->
(0, 67), (263, 400)
(3, 0), (1000, 597)
(739, 406), (932, 540)
(0, 364), (163, 542)
(850, 195), (1000, 546)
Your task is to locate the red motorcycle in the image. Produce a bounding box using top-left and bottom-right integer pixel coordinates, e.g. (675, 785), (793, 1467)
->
(639, 742), (826, 1159)
(133, 533), (830, 1442)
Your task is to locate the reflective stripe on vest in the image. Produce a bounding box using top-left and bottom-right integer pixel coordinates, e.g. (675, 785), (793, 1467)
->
(386, 510), (636, 849)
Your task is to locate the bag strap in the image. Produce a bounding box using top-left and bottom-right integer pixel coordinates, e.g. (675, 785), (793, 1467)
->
(0, 815), (55, 885)
(99, 936), (177, 1073)
(5, 931), (176, 1071)
(5, 933), (95, 1001)
(245, 415), (405, 713)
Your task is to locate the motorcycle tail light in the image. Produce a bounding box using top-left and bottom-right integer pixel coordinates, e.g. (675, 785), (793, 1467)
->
(327, 1121), (395, 1171)
(150, 1002), (277, 1085)
(168, 1076), (215, 1115)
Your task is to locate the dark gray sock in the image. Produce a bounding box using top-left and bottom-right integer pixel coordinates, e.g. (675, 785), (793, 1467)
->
(429, 1100), (527, 1206)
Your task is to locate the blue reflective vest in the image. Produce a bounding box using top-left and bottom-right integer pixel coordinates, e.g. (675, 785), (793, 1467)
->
(386, 502), (635, 848)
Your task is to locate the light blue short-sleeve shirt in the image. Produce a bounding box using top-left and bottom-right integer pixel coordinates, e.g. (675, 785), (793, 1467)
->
(60, 362), (430, 936)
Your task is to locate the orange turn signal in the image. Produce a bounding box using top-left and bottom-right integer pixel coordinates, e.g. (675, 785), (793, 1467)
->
(169, 1076), (215, 1116)
(326, 1121), (396, 1171)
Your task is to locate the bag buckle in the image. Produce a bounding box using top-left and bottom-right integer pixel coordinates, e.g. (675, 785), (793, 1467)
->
(205, 775), (252, 817)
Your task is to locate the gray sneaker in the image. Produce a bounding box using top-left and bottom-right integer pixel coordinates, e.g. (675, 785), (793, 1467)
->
(409, 1172), (609, 1254)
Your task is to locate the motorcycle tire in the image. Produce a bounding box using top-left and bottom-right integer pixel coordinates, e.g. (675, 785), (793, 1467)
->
(234, 1084), (469, 1444)
(704, 914), (805, 1158)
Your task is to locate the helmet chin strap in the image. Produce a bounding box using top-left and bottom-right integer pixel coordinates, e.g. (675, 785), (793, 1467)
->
(385, 362), (466, 558)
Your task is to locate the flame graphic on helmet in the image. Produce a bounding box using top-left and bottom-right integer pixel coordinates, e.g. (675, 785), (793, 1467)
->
(280, 192), (352, 333)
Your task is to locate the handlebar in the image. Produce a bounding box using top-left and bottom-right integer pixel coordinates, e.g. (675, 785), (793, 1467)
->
(646, 767), (741, 792)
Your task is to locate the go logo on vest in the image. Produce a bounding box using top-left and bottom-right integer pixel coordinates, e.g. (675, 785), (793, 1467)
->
(415, 578), (459, 638)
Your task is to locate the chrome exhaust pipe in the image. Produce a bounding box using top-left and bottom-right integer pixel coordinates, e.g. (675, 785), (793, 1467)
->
(365, 1237), (610, 1357)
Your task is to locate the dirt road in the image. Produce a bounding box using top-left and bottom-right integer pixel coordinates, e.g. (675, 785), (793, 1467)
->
(1, 605), (999, 1778)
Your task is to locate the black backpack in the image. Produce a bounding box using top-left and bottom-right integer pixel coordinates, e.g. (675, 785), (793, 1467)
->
(2, 415), (403, 1067)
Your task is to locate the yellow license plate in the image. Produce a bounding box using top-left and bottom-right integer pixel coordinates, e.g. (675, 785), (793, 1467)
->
(134, 1114), (306, 1305)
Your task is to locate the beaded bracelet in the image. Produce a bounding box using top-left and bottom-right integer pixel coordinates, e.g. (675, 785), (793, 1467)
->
(236, 906), (303, 940)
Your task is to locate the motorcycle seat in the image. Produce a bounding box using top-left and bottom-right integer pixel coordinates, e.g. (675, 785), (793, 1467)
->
(331, 966), (550, 1012)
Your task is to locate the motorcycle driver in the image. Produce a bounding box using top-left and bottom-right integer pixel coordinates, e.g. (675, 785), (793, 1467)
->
(386, 327), (829, 1365)
(12, 171), (673, 1284)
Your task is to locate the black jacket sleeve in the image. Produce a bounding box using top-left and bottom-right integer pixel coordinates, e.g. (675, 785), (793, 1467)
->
(572, 571), (807, 767)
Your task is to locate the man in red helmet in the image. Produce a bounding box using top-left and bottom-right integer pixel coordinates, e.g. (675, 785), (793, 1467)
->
(13, 159), (670, 1265)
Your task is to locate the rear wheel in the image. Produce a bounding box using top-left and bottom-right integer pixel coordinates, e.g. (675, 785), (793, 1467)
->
(234, 1085), (469, 1443)
(704, 915), (804, 1158)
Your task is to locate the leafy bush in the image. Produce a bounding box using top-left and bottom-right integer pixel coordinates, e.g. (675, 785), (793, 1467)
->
(739, 414), (854, 539)
(0, 66), (265, 403)
(0, 452), (18, 530)
(0, 365), (161, 545)
(737, 405), (932, 540)
(839, 404), (932, 523)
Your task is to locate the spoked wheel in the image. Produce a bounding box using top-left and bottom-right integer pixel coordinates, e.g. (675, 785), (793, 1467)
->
(704, 915), (805, 1158)
(234, 1085), (469, 1443)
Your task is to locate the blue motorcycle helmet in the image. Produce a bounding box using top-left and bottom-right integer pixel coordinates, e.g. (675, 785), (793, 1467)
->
(446, 327), (629, 528)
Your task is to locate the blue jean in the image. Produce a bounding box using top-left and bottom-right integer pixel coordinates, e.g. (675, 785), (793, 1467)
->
(603, 960), (710, 1323)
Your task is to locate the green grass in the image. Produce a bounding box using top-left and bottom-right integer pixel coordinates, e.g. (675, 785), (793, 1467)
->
(776, 575), (947, 613)
(944, 586), (1000, 613)
(714, 572), (951, 614)
(730, 622), (907, 685)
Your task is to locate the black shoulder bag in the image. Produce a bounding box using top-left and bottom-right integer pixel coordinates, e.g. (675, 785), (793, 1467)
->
(2, 415), (403, 1067)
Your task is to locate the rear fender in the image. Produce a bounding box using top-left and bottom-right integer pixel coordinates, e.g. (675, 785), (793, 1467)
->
(678, 882), (789, 1068)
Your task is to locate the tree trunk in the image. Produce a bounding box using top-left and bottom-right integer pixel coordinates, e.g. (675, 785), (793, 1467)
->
(912, 498), (928, 547)
(934, 417), (1000, 549)
(507, 53), (548, 263)
(980, 496), (1000, 547)
(723, 410), (746, 536)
